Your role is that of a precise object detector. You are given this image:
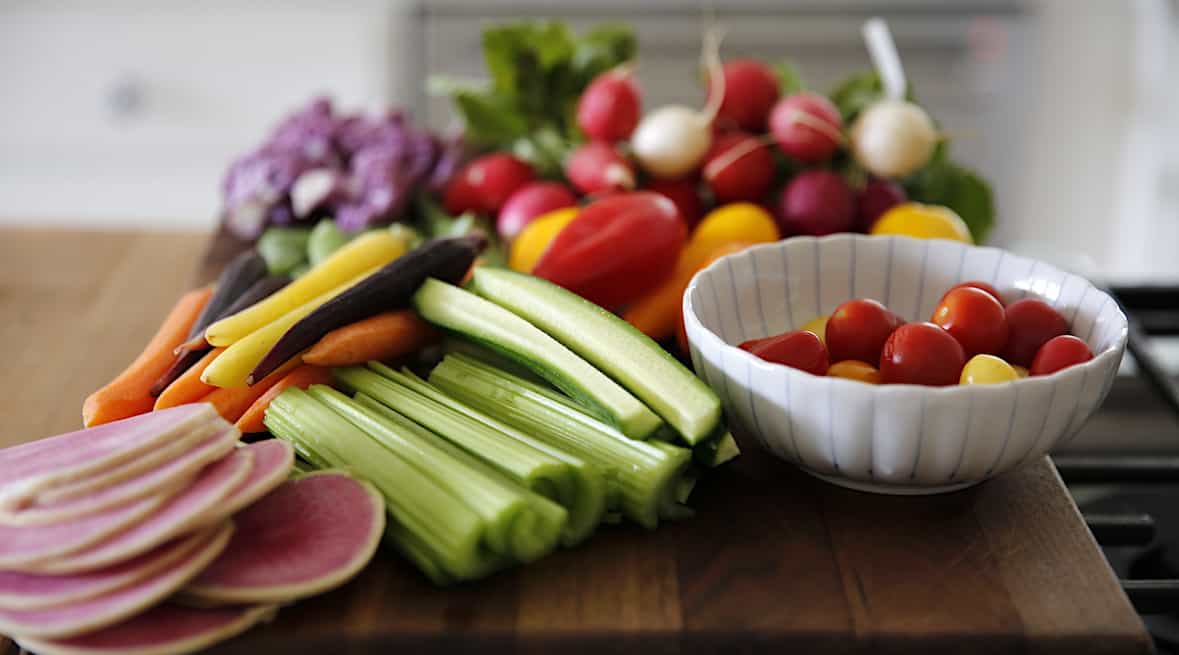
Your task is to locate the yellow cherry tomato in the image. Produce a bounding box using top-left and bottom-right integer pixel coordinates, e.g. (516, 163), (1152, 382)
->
(959, 354), (1019, 385)
(686, 203), (780, 263)
(509, 207), (579, 273)
(1013, 365), (1029, 378)
(870, 202), (973, 244)
(800, 315), (829, 344)
(828, 360), (882, 384)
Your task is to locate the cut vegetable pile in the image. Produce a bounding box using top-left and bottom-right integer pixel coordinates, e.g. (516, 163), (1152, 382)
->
(0, 404), (383, 654)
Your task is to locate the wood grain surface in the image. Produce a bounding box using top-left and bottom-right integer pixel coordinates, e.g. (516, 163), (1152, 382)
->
(0, 227), (1152, 654)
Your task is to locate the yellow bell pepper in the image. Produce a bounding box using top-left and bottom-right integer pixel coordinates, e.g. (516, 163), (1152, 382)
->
(509, 207), (579, 273)
(870, 202), (973, 243)
(685, 203), (780, 263)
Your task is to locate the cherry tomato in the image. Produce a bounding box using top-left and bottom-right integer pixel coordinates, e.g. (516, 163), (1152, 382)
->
(739, 330), (829, 376)
(825, 299), (903, 364)
(1013, 365), (1029, 378)
(880, 322), (966, 386)
(800, 315), (829, 344)
(959, 354), (1019, 385)
(930, 287), (1008, 356)
(827, 360), (881, 384)
(532, 192), (686, 309)
(1002, 298), (1069, 366)
(942, 280), (1002, 303)
(1029, 335), (1094, 376)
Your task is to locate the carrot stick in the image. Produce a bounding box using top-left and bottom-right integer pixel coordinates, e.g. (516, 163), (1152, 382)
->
(83, 287), (213, 427)
(234, 365), (333, 434)
(302, 311), (439, 367)
(153, 347), (225, 411)
(203, 358), (301, 424)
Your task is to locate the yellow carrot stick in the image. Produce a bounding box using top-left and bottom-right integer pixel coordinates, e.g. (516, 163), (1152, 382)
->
(201, 269), (375, 388)
(204, 230), (407, 347)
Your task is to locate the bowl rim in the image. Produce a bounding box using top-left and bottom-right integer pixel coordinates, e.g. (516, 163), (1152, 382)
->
(683, 234), (1129, 396)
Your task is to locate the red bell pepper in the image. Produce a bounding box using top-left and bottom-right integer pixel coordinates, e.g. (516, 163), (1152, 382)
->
(532, 192), (686, 309)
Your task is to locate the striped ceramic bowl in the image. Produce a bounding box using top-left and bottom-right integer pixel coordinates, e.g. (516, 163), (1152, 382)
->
(683, 235), (1127, 495)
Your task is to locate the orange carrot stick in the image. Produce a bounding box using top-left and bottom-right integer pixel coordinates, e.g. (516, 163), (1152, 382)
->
(203, 358), (301, 424)
(83, 287), (213, 427)
(235, 365), (334, 434)
(153, 347), (225, 411)
(302, 311), (439, 367)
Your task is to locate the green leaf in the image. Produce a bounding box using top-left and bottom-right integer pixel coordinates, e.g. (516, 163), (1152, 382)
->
(829, 71), (885, 124)
(450, 90), (529, 147)
(512, 126), (572, 178)
(414, 197), (509, 268)
(571, 23), (637, 82)
(773, 60), (805, 94)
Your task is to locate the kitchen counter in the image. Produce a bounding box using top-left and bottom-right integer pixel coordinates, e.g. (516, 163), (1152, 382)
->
(0, 227), (1153, 654)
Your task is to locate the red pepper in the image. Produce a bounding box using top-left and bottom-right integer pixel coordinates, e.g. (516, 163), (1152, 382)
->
(532, 192), (686, 309)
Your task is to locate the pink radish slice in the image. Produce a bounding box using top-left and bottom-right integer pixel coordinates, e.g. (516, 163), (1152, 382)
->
(16, 603), (276, 655)
(0, 495), (167, 572)
(0, 529), (218, 610)
(30, 450), (254, 575)
(2, 427), (240, 527)
(209, 440), (295, 519)
(33, 418), (229, 506)
(184, 471), (383, 605)
(0, 521), (232, 639)
(1, 405), (223, 511)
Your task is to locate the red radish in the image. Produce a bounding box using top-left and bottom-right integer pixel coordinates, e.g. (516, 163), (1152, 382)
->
(710, 59), (781, 131)
(32, 449), (254, 575)
(703, 132), (775, 203)
(0, 528), (217, 611)
(0, 522), (231, 640)
(565, 142), (635, 195)
(497, 182), (577, 240)
(777, 170), (855, 236)
(646, 177), (705, 227)
(631, 30), (725, 179)
(769, 92), (844, 163)
(184, 471), (384, 605)
(850, 99), (938, 178)
(442, 153), (534, 215)
(17, 603), (276, 655)
(856, 178), (906, 231)
(577, 67), (641, 141)
(1, 427), (238, 527)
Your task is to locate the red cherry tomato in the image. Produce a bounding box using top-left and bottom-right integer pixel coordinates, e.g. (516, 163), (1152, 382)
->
(1002, 298), (1069, 367)
(825, 299), (904, 364)
(880, 322), (967, 386)
(930, 287), (1009, 356)
(942, 280), (1002, 303)
(1030, 335), (1094, 376)
(532, 192), (686, 309)
(739, 330), (829, 376)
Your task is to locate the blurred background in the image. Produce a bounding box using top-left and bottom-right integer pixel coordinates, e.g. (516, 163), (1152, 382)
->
(0, 0), (1175, 281)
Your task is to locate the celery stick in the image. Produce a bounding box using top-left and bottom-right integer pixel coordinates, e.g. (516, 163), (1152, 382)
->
(429, 354), (692, 529)
(307, 385), (565, 563)
(694, 429), (741, 468)
(347, 363), (606, 547)
(265, 388), (490, 580)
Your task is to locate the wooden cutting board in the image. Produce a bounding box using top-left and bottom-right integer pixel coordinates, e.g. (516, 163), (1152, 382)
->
(0, 227), (1151, 654)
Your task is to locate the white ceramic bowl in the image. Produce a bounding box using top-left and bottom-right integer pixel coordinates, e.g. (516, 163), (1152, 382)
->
(683, 235), (1128, 495)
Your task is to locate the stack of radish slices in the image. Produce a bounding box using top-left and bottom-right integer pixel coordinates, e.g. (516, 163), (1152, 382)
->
(0, 403), (384, 655)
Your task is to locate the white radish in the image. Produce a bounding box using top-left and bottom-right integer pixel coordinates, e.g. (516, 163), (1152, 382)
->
(631, 29), (725, 179)
(850, 18), (938, 178)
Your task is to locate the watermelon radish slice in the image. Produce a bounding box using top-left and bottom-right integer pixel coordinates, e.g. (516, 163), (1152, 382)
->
(1, 427), (240, 527)
(0, 521), (232, 639)
(203, 440), (294, 520)
(184, 471), (383, 605)
(0, 494), (167, 572)
(16, 603), (276, 655)
(30, 450), (254, 575)
(0, 528), (219, 610)
(0, 405), (220, 510)
(32, 419), (229, 506)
